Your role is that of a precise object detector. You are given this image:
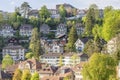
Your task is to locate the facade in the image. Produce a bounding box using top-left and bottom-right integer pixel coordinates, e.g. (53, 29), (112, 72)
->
(56, 23), (67, 38)
(76, 9), (87, 18)
(48, 9), (60, 18)
(40, 24), (50, 34)
(28, 9), (39, 18)
(107, 37), (117, 54)
(0, 24), (14, 37)
(2, 44), (25, 61)
(40, 53), (88, 66)
(19, 24), (33, 37)
(18, 58), (56, 78)
(72, 62), (85, 80)
(42, 66), (74, 80)
(75, 38), (89, 52)
(41, 39), (64, 53)
(75, 23), (84, 36)
(18, 58), (41, 74)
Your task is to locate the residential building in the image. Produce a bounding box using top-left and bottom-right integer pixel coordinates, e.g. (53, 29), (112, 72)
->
(72, 62), (85, 80)
(18, 58), (41, 74)
(99, 9), (104, 18)
(56, 3), (77, 17)
(0, 24), (14, 37)
(18, 58), (57, 78)
(2, 44), (25, 61)
(28, 9), (39, 18)
(107, 37), (118, 54)
(19, 24), (33, 37)
(41, 39), (64, 53)
(40, 53), (88, 66)
(40, 53), (61, 66)
(75, 23), (84, 36)
(56, 23), (67, 38)
(52, 41), (64, 53)
(48, 9), (60, 18)
(75, 37), (90, 52)
(117, 62), (120, 79)
(42, 66), (74, 80)
(40, 24), (50, 34)
(76, 9), (87, 18)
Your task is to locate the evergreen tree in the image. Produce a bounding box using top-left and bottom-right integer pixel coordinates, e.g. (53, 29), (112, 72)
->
(20, 2), (31, 18)
(2, 54), (14, 69)
(84, 4), (99, 37)
(29, 28), (41, 60)
(83, 39), (103, 57)
(13, 69), (22, 80)
(65, 26), (78, 52)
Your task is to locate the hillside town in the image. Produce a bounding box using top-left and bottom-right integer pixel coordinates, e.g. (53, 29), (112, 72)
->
(0, 1), (120, 80)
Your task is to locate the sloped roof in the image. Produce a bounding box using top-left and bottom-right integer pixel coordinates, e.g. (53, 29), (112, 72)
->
(20, 24), (33, 30)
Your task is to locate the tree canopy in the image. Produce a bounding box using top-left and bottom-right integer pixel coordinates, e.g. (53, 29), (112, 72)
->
(82, 53), (117, 80)
(13, 69), (22, 80)
(102, 9), (120, 41)
(39, 5), (51, 22)
(22, 69), (31, 80)
(31, 72), (39, 80)
(29, 28), (41, 59)
(2, 54), (14, 69)
(65, 26), (78, 52)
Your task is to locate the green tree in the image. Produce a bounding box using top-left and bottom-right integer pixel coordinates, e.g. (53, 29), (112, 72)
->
(71, 53), (79, 66)
(82, 53), (117, 80)
(25, 52), (34, 59)
(58, 5), (66, 22)
(22, 69), (31, 80)
(63, 76), (70, 80)
(39, 5), (51, 22)
(83, 39), (103, 57)
(29, 28), (41, 59)
(59, 55), (63, 67)
(13, 69), (22, 80)
(92, 24), (102, 41)
(102, 9), (120, 41)
(84, 4), (99, 37)
(65, 26), (78, 52)
(0, 13), (4, 24)
(2, 54), (14, 69)
(31, 72), (39, 80)
(20, 2), (31, 18)
(29, 16), (39, 27)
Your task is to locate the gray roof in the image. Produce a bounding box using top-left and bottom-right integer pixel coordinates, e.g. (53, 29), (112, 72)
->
(3, 45), (24, 49)
(40, 24), (50, 30)
(20, 24), (33, 30)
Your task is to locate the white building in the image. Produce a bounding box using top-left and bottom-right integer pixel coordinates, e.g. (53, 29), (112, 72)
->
(107, 37), (117, 54)
(72, 62), (85, 80)
(75, 23), (84, 36)
(0, 24), (14, 37)
(19, 24), (33, 37)
(40, 53), (88, 66)
(42, 39), (64, 53)
(75, 38), (89, 52)
(2, 44), (25, 61)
